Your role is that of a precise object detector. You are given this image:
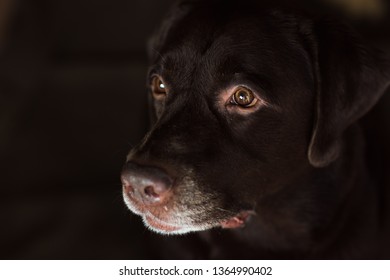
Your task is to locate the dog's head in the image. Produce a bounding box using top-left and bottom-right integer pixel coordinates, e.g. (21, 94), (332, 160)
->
(121, 0), (389, 237)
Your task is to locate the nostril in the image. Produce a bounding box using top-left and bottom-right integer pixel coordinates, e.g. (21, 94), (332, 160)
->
(144, 186), (159, 198)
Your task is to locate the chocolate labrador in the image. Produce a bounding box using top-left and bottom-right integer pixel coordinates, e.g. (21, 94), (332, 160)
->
(121, 0), (390, 259)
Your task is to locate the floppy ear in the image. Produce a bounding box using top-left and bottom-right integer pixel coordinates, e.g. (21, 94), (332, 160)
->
(303, 19), (389, 167)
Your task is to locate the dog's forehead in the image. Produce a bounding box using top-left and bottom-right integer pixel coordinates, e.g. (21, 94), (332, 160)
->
(148, 1), (314, 105)
(156, 10), (281, 63)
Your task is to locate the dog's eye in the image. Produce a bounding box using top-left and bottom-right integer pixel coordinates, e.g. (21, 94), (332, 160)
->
(231, 87), (257, 108)
(151, 76), (167, 98)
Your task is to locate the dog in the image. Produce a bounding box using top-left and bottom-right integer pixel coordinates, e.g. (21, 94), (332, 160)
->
(121, 0), (390, 259)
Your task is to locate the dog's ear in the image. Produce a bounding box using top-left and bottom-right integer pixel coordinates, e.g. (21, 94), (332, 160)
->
(302, 19), (389, 167)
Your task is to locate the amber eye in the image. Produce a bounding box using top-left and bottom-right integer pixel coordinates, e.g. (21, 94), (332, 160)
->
(232, 87), (257, 107)
(151, 76), (167, 97)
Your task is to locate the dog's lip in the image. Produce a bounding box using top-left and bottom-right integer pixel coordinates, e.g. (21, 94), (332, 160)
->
(123, 193), (180, 231)
(220, 210), (255, 229)
(124, 185), (255, 232)
(144, 214), (183, 232)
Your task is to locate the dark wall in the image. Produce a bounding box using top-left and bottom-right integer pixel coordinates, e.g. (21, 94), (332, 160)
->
(0, 0), (176, 259)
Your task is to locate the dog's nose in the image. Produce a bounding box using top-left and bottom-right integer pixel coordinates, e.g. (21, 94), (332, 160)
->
(121, 162), (173, 204)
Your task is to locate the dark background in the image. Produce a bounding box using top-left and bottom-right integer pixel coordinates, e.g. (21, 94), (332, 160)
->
(0, 0), (182, 259)
(0, 0), (389, 259)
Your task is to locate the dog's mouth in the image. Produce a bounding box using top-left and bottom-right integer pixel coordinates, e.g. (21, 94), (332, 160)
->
(220, 210), (255, 229)
(142, 210), (255, 234)
(143, 214), (184, 233)
(141, 204), (255, 235)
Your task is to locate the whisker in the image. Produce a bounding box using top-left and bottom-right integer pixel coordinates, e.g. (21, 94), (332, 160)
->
(214, 207), (236, 215)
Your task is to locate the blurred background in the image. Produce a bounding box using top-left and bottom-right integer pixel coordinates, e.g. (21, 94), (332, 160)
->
(0, 0), (389, 259)
(0, 0), (183, 259)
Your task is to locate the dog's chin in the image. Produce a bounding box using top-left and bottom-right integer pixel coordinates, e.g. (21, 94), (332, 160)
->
(142, 215), (212, 235)
(123, 189), (254, 235)
(142, 209), (255, 236)
(143, 211), (255, 235)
